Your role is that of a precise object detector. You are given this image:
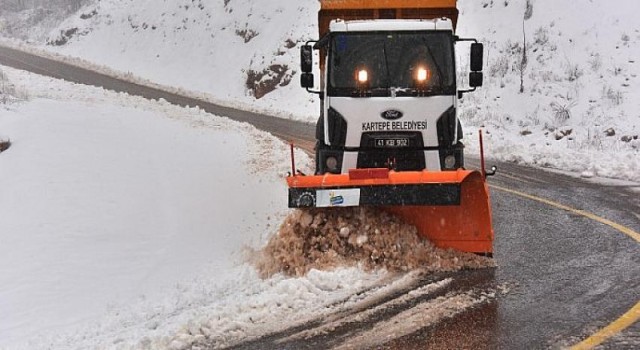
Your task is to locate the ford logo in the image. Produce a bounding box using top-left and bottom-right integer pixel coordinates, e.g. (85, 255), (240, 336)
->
(381, 109), (403, 120)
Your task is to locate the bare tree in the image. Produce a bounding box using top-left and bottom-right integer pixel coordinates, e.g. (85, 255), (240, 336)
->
(519, 19), (527, 93)
(519, 0), (533, 93)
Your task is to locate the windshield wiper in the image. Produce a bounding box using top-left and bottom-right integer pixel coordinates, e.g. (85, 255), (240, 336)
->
(422, 38), (445, 88)
(382, 40), (391, 90)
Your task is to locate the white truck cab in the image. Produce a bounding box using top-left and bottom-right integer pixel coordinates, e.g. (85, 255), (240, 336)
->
(301, 17), (484, 175)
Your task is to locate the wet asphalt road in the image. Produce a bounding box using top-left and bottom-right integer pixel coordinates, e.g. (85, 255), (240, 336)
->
(1, 45), (638, 349)
(389, 160), (640, 349)
(221, 162), (639, 350)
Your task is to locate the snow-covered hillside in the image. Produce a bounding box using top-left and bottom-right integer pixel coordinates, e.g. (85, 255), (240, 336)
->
(3, 0), (636, 181)
(0, 0), (89, 42)
(44, 0), (321, 120)
(1, 0), (638, 180)
(457, 0), (640, 181)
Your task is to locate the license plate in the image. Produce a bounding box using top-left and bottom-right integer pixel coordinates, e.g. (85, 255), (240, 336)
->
(374, 138), (410, 148)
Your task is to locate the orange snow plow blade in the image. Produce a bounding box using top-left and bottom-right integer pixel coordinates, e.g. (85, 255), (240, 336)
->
(287, 169), (493, 254)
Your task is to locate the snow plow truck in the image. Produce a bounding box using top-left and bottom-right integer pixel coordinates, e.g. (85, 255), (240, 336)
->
(288, 0), (495, 255)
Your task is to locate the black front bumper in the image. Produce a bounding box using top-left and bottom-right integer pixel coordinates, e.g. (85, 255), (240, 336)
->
(289, 183), (461, 208)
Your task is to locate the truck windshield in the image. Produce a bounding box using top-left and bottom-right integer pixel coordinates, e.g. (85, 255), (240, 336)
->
(328, 31), (455, 97)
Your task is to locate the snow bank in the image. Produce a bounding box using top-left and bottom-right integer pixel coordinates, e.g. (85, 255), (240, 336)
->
(0, 66), (271, 347)
(0, 66), (391, 350)
(0, 64), (496, 350)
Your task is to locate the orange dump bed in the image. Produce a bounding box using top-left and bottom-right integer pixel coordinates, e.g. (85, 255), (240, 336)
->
(321, 0), (457, 10)
(287, 169), (493, 254)
(319, 0), (459, 37)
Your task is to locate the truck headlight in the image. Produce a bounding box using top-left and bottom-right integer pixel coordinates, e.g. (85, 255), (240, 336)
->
(326, 156), (339, 172)
(444, 155), (456, 169)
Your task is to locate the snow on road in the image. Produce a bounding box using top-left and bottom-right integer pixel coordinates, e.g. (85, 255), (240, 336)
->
(0, 66), (390, 349)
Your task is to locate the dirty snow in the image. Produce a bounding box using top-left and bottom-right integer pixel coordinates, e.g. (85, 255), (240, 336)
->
(333, 290), (492, 350)
(255, 207), (493, 277)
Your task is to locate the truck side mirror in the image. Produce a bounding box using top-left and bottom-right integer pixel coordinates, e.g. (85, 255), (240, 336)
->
(301, 45), (313, 73)
(470, 43), (484, 72)
(469, 71), (483, 88)
(301, 73), (314, 88)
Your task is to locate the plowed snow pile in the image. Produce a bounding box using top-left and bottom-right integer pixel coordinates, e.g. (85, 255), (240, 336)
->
(254, 208), (494, 277)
